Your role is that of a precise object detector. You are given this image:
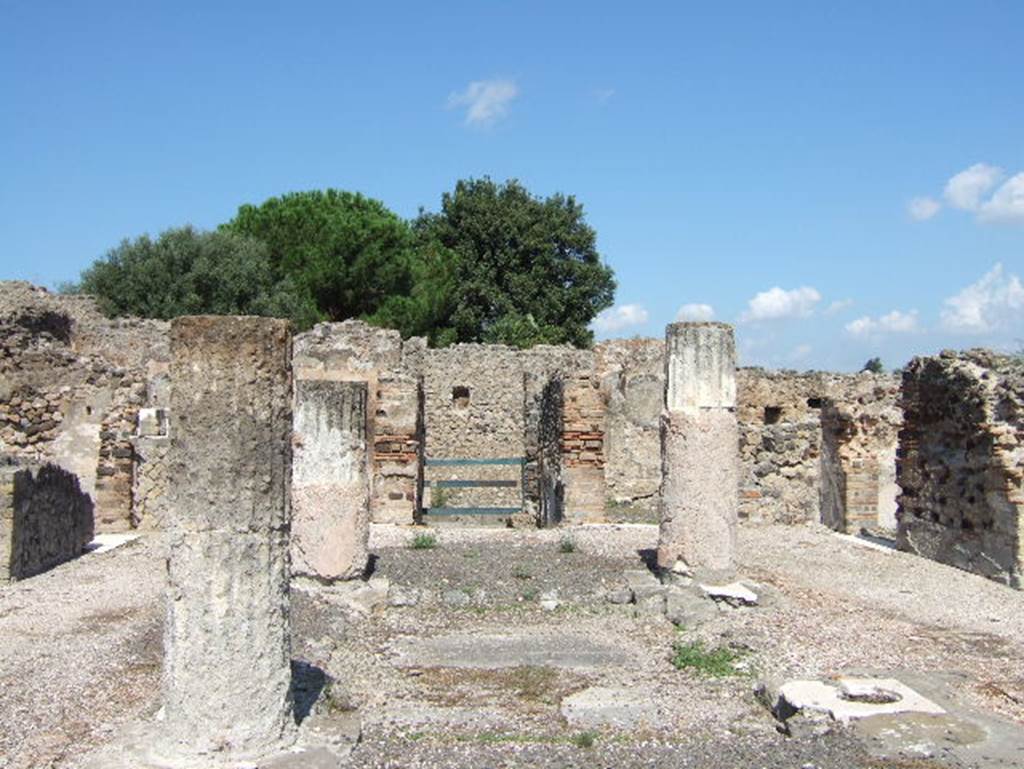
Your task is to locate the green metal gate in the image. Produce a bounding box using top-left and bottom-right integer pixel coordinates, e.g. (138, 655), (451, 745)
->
(422, 456), (525, 518)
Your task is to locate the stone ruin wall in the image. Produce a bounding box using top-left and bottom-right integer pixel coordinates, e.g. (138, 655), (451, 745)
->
(419, 344), (526, 515)
(897, 351), (1023, 587)
(292, 321), (422, 525)
(595, 339), (663, 508)
(293, 323), (606, 526)
(1, 459), (94, 582)
(820, 377), (902, 533)
(0, 282), (168, 533)
(0, 283), (906, 537)
(736, 369), (901, 531)
(527, 346), (606, 523)
(591, 342), (902, 531)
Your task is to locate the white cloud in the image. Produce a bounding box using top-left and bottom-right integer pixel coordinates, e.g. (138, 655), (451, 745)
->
(675, 303), (715, 321)
(978, 173), (1024, 223)
(824, 298), (854, 316)
(908, 196), (941, 221)
(447, 79), (519, 126)
(592, 303), (649, 333)
(845, 310), (920, 338)
(594, 88), (616, 105)
(941, 263), (1024, 334)
(739, 286), (821, 323)
(944, 163), (1004, 211)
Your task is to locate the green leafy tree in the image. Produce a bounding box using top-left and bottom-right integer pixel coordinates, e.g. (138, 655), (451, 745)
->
(861, 357), (884, 374)
(222, 189), (416, 325)
(67, 226), (313, 323)
(366, 238), (462, 346)
(410, 177), (616, 348)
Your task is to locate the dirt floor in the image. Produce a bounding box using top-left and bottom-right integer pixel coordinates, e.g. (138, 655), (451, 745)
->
(1, 522), (1023, 768)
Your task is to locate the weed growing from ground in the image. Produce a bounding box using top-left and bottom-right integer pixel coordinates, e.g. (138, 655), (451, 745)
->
(512, 565), (532, 580)
(507, 666), (558, 703)
(558, 536), (577, 554)
(671, 639), (746, 677)
(410, 532), (437, 550)
(431, 486), (450, 508)
(571, 731), (597, 748)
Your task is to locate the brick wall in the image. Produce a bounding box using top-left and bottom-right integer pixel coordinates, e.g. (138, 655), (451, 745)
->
(561, 369), (606, 521)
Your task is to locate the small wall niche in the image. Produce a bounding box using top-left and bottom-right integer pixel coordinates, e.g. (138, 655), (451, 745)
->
(763, 406), (783, 425)
(451, 386), (471, 409)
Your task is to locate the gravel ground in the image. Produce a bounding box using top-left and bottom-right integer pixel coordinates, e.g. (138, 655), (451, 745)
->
(0, 538), (163, 769)
(1, 522), (1022, 768)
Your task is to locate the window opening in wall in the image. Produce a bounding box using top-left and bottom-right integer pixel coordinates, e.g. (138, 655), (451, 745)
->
(764, 406), (782, 424)
(452, 386), (470, 409)
(807, 397), (823, 409)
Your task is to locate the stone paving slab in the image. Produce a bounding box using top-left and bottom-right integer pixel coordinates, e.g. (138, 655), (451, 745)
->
(391, 632), (632, 670)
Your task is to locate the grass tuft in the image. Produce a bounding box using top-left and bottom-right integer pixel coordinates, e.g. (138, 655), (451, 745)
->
(571, 731), (597, 748)
(410, 532), (438, 550)
(671, 639), (746, 677)
(558, 536), (577, 554)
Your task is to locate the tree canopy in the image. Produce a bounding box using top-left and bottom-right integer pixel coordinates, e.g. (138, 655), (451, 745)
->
(222, 189), (417, 325)
(403, 177), (616, 348)
(69, 226), (312, 322)
(67, 180), (617, 347)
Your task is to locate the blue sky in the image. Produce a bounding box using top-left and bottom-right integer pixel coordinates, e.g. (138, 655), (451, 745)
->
(2, 1), (1021, 371)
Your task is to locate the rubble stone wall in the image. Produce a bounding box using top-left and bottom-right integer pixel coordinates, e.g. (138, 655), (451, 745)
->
(0, 282), (169, 532)
(131, 407), (171, 530)
(1, 283), (907, 533)
(1, 460), (94, 582)
(736, 371), (825, 525)
(286, 325), (901, 528)
(595, 339), (663, 505)
(736, 369), (900, 529)
(897, 351), (1023, 588)
(421, 345), (526, 513)
(820, 378), (902, 533)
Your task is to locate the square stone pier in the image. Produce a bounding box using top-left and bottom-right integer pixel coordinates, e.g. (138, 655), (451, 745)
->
(657, 322), (739, 581)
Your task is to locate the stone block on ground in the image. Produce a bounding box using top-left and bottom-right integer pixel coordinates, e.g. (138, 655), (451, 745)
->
(700, 581), (759, 607)
(665, 585), (719, 627)
(759, 676), (945, 727)
(623, 568), (666, 602)
(560, 686), (661, 729)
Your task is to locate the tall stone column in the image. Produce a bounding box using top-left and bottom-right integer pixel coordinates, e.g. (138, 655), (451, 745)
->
(657, 322), (738, 579)
(160, 316), (294, 759)
(291, 379), (370, 581)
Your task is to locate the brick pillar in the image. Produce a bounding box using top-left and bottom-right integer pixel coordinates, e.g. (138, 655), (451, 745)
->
(160, 317), (294, 759)
(657, 322), (738, 580)
(292, 379), (370, 580)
